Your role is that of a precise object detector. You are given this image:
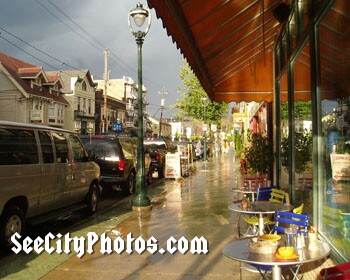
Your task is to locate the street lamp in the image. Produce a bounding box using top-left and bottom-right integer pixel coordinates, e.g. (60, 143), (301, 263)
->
(158, 87), (168, 137)
(202, 97), (208, 161)
(128, 2), (151, 210)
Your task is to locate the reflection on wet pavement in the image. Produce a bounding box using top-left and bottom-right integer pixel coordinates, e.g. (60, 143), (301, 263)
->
(0, 152), (261, 280)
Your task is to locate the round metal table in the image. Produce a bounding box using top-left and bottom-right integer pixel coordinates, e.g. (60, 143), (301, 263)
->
(223, 238), (331, 280)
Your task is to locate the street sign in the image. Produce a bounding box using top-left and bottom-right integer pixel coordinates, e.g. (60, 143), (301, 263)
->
(113, 122), (123, 132)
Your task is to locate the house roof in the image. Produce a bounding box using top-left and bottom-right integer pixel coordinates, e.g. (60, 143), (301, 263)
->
(0, 53), (68, 105)
(147, 0), (284, 103)
(48, 69), (98, 91)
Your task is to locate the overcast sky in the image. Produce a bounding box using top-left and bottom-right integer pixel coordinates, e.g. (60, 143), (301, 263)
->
(0, 0), (184, 119)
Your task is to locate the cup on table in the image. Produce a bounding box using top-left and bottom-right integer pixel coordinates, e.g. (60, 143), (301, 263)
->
(285, 227), (297, 247)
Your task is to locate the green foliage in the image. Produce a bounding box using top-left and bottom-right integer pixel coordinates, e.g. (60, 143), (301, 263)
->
(173, 60), (228, 125)
(190, 135), (202, 141)
(245, 132), (273, 175)
(281, 101), (311, 125)
(281, 130), (312, 173)
(234, 133), (243, 156)
(174, 130), (181, 141)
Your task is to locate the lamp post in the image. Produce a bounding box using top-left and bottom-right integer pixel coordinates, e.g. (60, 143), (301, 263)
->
(202, 97), (208, 161)
(158, 87), (168, 137)
(128, 2), (151, 209)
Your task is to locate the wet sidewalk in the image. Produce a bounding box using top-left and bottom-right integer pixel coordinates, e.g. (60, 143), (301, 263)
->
(3, 151), (261, 280)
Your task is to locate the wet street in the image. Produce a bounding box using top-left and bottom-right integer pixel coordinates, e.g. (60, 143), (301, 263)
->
(0, 151), (260, 280)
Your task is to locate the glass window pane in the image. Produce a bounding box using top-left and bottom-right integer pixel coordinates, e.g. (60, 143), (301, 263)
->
(293, 40), (312, 215)
(319, 0), (350, 258)
(39, 130), (54, 163)
(280, 73), (289, 188)
(0, 128), (38, 165)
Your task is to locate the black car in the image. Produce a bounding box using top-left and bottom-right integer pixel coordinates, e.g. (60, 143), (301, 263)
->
(144, 138), (175, 179)
(81, 135), (137, 194)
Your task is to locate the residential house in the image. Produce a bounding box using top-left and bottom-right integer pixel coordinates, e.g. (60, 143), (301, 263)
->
(0, 53), (68, 126)
(47, 70), (97, 135)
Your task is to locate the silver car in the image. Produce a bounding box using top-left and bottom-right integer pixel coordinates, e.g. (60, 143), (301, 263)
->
(0, 121), (100, 249)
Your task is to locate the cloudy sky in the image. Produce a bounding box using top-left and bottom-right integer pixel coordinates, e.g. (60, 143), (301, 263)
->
(0, 0), (184, 118)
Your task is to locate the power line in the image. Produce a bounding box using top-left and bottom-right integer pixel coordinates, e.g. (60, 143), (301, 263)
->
(0, 36), (58, 70)
(34, 0), (102, 51)
(46, 0), (105, 50)
(39, 0), (164, 90)
(42, 0), (140, 81)
(1, 27), (81, 71)
(2, 1), (173, 107)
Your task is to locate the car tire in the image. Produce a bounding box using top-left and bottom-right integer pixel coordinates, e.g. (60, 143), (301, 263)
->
(123, 172), (135, 195)
(160, 166), (165, 178)
(0, 205), (25, 249)
(86, 184), (99, 215)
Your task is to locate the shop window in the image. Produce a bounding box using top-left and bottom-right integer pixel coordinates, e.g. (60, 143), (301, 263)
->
(293, 40), (312, 215)
(319, 0), (350, 260)
(279, 72), (289, 188)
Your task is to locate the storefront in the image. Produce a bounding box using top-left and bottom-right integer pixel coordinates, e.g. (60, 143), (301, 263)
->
(274, 0), (350, 262)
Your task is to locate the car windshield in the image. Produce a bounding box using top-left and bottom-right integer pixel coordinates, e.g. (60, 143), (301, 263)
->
(83, 139), (120, 158)
(144, 142), (167, 150)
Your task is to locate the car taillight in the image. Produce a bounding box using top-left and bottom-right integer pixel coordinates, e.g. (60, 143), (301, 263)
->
(155, 151), (160, 161)
(118, 159), (125, 171)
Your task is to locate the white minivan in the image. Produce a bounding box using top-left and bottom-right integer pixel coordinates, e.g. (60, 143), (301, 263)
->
(0, 121), (101, 248)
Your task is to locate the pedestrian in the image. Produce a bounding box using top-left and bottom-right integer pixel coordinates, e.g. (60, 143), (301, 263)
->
(223, 139), (229, 154)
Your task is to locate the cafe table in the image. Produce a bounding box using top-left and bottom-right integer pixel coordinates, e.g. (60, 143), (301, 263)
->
(229, 201), (292, 235)
(232, 186), (257, 202)
(222, 238), (331, 280)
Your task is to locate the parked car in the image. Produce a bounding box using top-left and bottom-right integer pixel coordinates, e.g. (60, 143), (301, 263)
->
(144, 138), (175, 178)
(81, 135), (152, 194)
(0, 121), (100, 249)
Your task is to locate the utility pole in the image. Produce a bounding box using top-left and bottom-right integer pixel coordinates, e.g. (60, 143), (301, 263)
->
(158, 87), (168, 137)
(103, 48), (109, 133)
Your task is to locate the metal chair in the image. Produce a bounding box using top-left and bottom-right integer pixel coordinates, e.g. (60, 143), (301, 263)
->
(269, 188), (286, 203)
(240, 215), (273, 237)
(293, 203), (304, 214)
(256, 186), (274, 201)
(238, 186), (275, 237)
(320, 262), (350, 279)
(240, 186), (281, 237)
(247, 211), (311, 280)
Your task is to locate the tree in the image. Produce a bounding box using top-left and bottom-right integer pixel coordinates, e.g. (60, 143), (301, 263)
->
(173, 60), (228, 127)
(281, 130), (312, 174)
(245, 132), (273, 176)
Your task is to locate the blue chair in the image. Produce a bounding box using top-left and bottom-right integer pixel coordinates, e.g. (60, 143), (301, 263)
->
(247, 211), (311, 280)
(256, 186), (274, 201)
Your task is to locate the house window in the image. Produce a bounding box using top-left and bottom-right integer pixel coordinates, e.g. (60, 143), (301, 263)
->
(33, 100), (43, 110)
(48, 104), (55, 118)
(83, 98), (86, 113)
(82, 81), (87, 91)
(77, 97), (81, 111)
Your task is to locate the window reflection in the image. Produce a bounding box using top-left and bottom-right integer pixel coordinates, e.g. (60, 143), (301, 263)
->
(293, 40), (312, 216)
(319, 0), (350, 258)
(280, 73), (289, 188)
